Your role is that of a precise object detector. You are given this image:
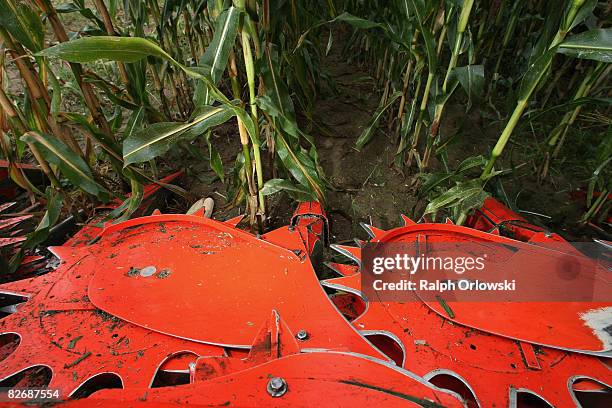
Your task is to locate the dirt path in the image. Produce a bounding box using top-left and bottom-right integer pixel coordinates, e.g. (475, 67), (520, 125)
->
(308, 31), (420, 243)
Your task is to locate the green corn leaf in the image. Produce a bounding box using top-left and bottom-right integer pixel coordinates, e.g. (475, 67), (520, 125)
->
(261, 178), (315, 201)
(23, 187), (63, 250)
(194, 6), (241, 105)
(84, 76), (141, 111)
(259, 45), (316, 150)
(396, 95), (419, 158)
(257, 94), (301, 144)
(95, 170), (144, 224)
(403, 0), (437, 72)
(557, 29), (612, 63)
(456, 155), (487, 173)
(41, 38), (230, 117)
(98, 175), (145, 224)
(205, 131), (225, 182)
(518, 47), (558, 101)
(38, 36), (175, 63)
(206, 0), (223, 20)
(61, 112), (122, 158)
(160, 0), (185, 32)
(41, 39), (231, 119)
(419, 172), (451, 195)
(232, 103), (259, 146)
(20, 132), (107, 197)
(55, 2), (106, 31)
(256, 94), (317, 159)
(227, 151), (247, 206)
(202, 6), (240, 81)
(331, 12), (385, 29)
(109, 106), (123, 134)
(189, 69), (258, 146)
(37, 36), (251, 147)
(275, 133), (325, 202)
(287, 50), (315, 104)
(424, 179), (488, 215)
(262, 46), (297, 122)
(0, 0), (44, 52)
(123, 107), (146, 142)
(326, 29), (333, 56)
(569, 0), (598, 31)
(45, 62), (62, 120)
(209, 145), (224, 182)
(356, 91), (402, 150)
(452, 65), (484, 100)
(123, 105), (234, 166)
(458, 187), (489, 215)
(527, 96), (612, 122)
(116, 178), (144, 222)
(419, 156), (486, 195)
(587, 156), (612, 207)
(296, 13), (381, 49)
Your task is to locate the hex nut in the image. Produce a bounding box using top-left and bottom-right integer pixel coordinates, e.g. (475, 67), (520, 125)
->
(296, 329), (309, 341)
(267, 377), (287, 397)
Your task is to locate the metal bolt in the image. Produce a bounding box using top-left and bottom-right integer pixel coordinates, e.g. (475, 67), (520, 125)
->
(139, 266), (157, 277)
(266, 377), (287, 397)
(296, 329), (309, 341)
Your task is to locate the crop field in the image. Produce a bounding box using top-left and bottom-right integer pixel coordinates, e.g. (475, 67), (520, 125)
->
(0, 1), (610, 406)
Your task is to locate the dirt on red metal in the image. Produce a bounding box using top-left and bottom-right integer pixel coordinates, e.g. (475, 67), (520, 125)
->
(0, 188), (610, 406)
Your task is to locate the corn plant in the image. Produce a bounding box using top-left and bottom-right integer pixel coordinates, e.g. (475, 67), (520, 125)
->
(0, 0), (329, 239)
(337, 0), (610, 223)
(480, 0), (606, 178)
(580, 133), (611, 225)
